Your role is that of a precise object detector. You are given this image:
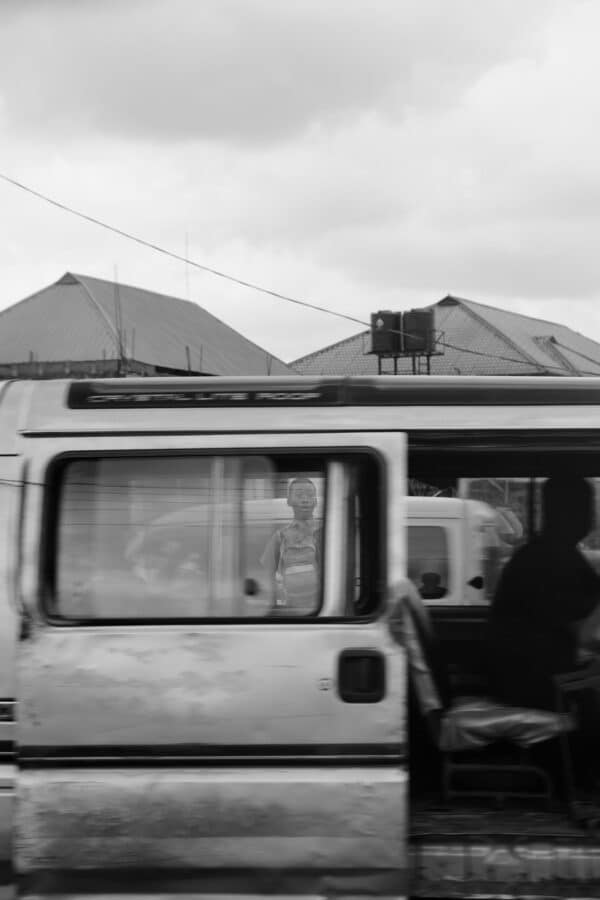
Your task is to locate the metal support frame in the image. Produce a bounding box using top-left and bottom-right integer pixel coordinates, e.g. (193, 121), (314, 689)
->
(369, 331), (445, 375)
(554, 660), (600, 826)
(442, 753), (554, 808)
(439, 661), (600, 821)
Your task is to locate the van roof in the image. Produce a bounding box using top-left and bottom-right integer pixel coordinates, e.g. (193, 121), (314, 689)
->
(7, 376), (600, 437)
(407, 496), (496, 521)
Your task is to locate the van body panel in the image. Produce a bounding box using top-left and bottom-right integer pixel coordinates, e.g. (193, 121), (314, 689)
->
(19, 624), (405, 751)
(16, 427), (407, 892)
(0, 380), (30, 455)
(0, 458), (20, 890)
(21, 403), (600, 435)
(0, 457), (22, 707)
(17, 767), (407, 888)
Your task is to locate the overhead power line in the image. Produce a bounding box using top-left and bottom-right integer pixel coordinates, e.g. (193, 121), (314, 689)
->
(1, 171), (599, 376)
(0, 172), (367, 330)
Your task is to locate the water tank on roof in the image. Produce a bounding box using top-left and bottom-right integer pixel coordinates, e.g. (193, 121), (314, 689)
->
(402, 309), (435, 354)
(370, 311), (401, 355)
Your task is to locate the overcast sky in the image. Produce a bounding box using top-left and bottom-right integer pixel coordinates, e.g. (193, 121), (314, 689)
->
(2, 0), (600, 363)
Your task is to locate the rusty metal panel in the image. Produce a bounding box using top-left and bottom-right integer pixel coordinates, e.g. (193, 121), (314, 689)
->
(18, 624), (405, 751)
(16, 767), (407, 889)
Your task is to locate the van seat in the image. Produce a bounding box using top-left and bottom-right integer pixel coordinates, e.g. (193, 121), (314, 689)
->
(440, 696), (573, 753)
(389, 580), (575, 804)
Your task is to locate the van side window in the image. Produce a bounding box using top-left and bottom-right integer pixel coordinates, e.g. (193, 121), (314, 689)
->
(408, 526), (449, 599)
(50, 455), (328, 621)
(49, 453), (380, 622)
(464, 475), (600, 583)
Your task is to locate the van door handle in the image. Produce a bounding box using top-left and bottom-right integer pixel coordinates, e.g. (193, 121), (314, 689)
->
(338, 649), (385, 703)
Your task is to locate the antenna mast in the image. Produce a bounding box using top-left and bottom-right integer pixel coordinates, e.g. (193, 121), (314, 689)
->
(113, 265), (126, 376)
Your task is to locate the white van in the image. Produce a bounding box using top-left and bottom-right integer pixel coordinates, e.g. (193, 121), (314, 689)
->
(2, 375), (600, 898)
(406, 496), (503, 605)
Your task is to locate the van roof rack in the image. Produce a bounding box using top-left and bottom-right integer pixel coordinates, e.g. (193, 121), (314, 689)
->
(67, 376), (600, 410)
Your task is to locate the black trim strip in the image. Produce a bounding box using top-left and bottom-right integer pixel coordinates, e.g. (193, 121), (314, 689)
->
(23, 428), (390, 438)
(23, 426), (600, 442)
(41, 613), (375, 627)
(19, 742), (407, 768)
(18, 865), (406, 895)
(67, 378), (600, 409)
(409, 428), (600, 452)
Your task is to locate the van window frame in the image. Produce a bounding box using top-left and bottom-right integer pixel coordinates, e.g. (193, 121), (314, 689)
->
(41, 447), (386, 627)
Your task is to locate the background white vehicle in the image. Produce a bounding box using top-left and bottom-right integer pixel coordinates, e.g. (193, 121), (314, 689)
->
(406, 496), (502, 605)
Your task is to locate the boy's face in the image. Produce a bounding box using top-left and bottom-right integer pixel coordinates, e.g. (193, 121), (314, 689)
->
(288, 481), (317, 520)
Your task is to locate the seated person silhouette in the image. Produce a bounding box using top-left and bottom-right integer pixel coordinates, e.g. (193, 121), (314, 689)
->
(418, 571), (447, 600)
(260, 477), (322, 615)
(487, 476), (600, 713)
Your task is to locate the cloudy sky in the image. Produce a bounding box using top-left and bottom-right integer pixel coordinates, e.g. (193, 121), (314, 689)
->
(2, 0), (600, 363)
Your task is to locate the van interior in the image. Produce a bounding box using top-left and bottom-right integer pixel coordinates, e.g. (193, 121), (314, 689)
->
(408, 439), (600, 852)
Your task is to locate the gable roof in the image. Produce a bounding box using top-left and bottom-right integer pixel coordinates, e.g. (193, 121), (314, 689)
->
(0, 272), (292, 376)
(293, 294), (600, 377)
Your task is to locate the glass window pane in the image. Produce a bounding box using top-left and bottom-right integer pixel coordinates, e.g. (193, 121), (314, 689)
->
(54, 456), (325, 621)
(56, 457), (213, 619)
(460, 477), (528, 548)
(407, 525), (449, 599)
(252, 472), (324, 617)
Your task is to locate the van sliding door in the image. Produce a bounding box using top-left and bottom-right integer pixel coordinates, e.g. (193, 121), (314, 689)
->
(15, 431), (408, 897)
(0, 457), (21, 890)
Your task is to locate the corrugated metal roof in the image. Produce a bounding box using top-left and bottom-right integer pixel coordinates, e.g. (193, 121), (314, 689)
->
(293, 295), (600, 377)
(457, 296), (600, 376)
(0, 272), (293, 376)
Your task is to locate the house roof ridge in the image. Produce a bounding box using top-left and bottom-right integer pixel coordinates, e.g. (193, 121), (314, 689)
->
(73, 272), (291, 370)
(72, 274), (122, 356)
(0, 274), (70, 321)
(450, 293), (585, 335)
(449, 297), (551, 373)
(0, 272), (121, 361)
